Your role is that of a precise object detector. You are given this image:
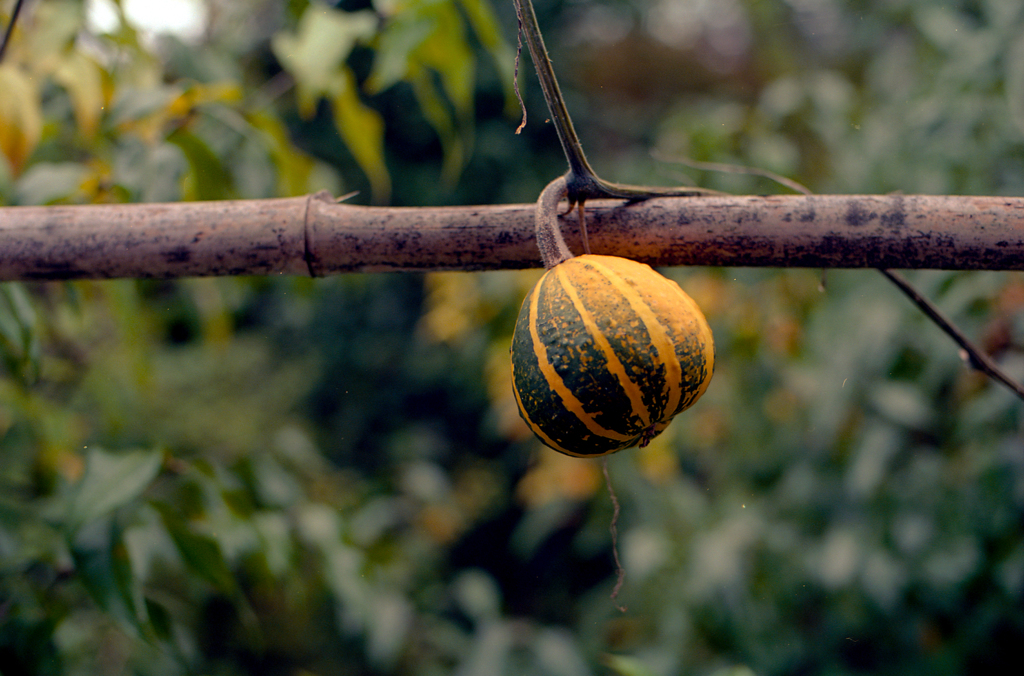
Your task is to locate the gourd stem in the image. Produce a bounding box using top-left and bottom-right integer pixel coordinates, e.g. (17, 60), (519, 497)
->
(536, 176), (573, 268)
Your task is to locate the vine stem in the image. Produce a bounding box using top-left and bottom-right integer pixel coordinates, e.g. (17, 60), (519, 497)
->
(511, 0), (719, 209)
(602, 457), (627, 613)
(512, 0), (591, 181)
(0, 0), (27, 63)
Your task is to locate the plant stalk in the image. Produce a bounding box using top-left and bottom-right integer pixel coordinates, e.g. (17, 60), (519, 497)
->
(511, 0), (718, 207)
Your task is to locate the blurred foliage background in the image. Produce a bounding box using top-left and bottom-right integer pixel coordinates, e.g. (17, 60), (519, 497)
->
(1, 0), (1023, 674)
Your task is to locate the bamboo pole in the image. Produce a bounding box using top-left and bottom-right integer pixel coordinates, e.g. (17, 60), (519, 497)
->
(1, 192), (1023, 280)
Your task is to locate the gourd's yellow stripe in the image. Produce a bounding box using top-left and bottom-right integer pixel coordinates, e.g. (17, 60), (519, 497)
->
(510, 369), (567, 452)
(527, 275), (632, 443)
(511, 380), (616, 457)
(662, 277), (715, 408)
(557, 265), (651, 428)
(580, 257), (683, 420)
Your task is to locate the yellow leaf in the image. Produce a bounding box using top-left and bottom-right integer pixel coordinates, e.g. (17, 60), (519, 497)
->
(53, 52), (107, 138)
(416, 2), (474, 118)
(516, 451), (601, 508)
(168, 82), (243, 118)
(410, 73), (466, 189)
(332, 69), (391, 204)
(23, 0), (83, 75)
(247, 111), (316, 197)
(191, 81), (244, 106)
(458, 0), (517, 117)
(0, 65), (42, 175)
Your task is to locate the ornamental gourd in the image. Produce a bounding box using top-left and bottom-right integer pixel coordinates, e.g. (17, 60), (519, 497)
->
(511, 253), (714, 457)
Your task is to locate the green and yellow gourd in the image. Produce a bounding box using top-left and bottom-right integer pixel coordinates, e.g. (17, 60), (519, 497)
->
(508, 0), (717, 458)
(511, 253), (714, 457)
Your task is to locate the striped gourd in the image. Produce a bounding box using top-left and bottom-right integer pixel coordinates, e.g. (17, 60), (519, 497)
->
(511, 254), (714, 457)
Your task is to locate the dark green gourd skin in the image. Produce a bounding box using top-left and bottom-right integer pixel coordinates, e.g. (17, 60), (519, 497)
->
(511, 255), (714, 457)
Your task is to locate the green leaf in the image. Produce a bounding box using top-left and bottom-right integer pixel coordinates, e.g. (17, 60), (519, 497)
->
(109, 86), (178, 127)
(135, 142), (189, 203)
(0, 65), (43, 175)
(247, 110), (316, 196)
(410, 73), (465, 188)
(70, 517), (147, 634)
(0, 282), (40, 385)
(709, 667), (758, 676)
(365, 13), (433, 94)
(452, 569), (501, 622)
(271, 5), (389, 200)
(532, 629), (590, 676)
(1009, 34), (1024, 136)
(366, 1), (476, 189)
(66, 447), (164, 532)
(602, 654), (662, 676)
(152, 501), (238, 594)
(144, 597), (174, 641)
(271, 7), (378, 117)
(52, 51), (106, 137)
(332, 68), (391, 204)
(14, 162), (89, 205)
(457, 0), (507, 51)
(415, 2), (474, 119)
(457, 0), (517, 106)
(166, 128), (234, 201)
(24, 0), (83, 61)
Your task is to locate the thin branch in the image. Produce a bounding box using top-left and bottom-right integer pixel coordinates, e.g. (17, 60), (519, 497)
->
(879, 269), (1024, 401)
(650, 155), (1024, 401)
(653, 152), (814, 196)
